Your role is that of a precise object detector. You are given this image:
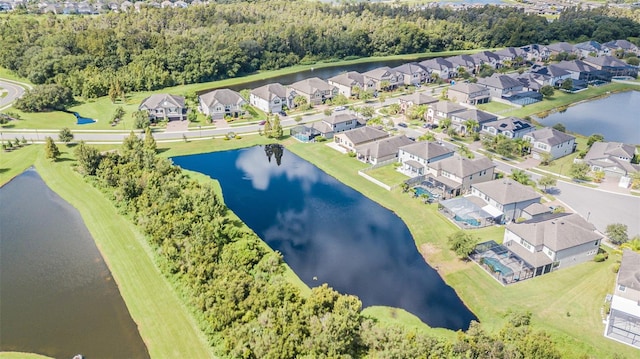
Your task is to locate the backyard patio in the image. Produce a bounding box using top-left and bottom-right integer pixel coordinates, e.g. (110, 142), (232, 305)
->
(470, 240), (536, 285)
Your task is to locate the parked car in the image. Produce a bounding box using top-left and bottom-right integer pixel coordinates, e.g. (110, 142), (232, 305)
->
(259, 120), (266, 125)
(279, 111), (287, 117)
(334, 106), (346, 112)
(398, 122), (408, 128)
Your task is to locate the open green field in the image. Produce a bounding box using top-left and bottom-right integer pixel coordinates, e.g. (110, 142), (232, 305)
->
(362, 163), (409, 187)
(284, 140), (637, 359)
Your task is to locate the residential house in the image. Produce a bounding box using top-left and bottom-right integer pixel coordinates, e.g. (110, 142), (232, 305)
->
(574, 40), (609, 58)
(477, 73), (524, 99)
(521, 203), (552, 221)
(471, 51), (502, 69)
(397, 92), (438, 115)
(328, 71), (366, 98)
(419, 58), (455, 81)
(424, 155), (496, 197)
(287, 77), (338, 107)
(481, 117), (535, 139)
(291, 113), (359, 142)
(520, 44), (551, 62)
(198, 89), (247, 120)
(334, 126), (389, 152)
(448, 55), (477, 76)
(494, 47), (527, 66)
(138, 94), (186, 121)
(426, 100), (466, 125)
(582, 56), (638, 79)
(398, 141), (455, 176)
(552, 60), (605, 83)
(504, 213), (602, 276)
(448, 83), (491, 105)
(604, 250), (640, 349)
(524, 127), (576, 160)
(356, 135), (414, 165)
(393, 63), (428, 85)
(471, 179), (542, 223)
(0, 1), (11, 11)
(450, 109), (497, 135)
(509, 72), (545, 92)
(531, 64), (573, 87)
(362, 67), (401, 91)
(547, 42), (578, 58)
(603, 39), (640, 57)
(582, 141), (639, 176)
(250, 83), (287, 114)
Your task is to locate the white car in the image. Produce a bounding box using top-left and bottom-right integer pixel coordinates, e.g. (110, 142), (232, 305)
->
(334, 106), (346, 112)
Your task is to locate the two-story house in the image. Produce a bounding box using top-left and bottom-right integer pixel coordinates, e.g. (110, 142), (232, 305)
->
(424, 155), (496, 197)
(355, 135), (415, 165)
(448, 83), (491, 105)
(493, 47), (527, 66)
(250, 83), (287, 114)
(450, 109), (497, 135)
(293, 113), (360, 141)
(605, 250), (640, 349)
(531, 64), (573, 87)
(419, 58), (455, 81)
(334, 126), (389, 152)
(198, 89), (247, 120)
(582, 56), (638, 79)
(477, 73), (524, 99)
(574, 40), (609, 58)
(398, 141), (455, 176)
(603, 39), (640, 57)
(503, 213), (602, 277)
(471, 51), (502, 69)
(582, 141), (639, 176)
(328, 71), (366, 98)
(547, 42), (578, 59)
(392, 63), (428, 85)
(524, 127), (576, 160)
(520, 44), (551, 62)
(471, 179), (542, 223)
(552, 60), (605, 83)
(362, 67), (401, 91)
(426, 100), (466, 125)
(397, 92), (438, 115)
(481, 117), (536, 139)
(287, 77), (338, 107)
(448, 55), (477, 76)
(138, 94), (186, 121)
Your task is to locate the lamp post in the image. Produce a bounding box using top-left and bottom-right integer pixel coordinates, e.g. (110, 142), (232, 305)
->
(199, 125), (202, 138)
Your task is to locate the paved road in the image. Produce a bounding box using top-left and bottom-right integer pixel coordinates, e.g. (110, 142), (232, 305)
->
(0, 79), (26, 111)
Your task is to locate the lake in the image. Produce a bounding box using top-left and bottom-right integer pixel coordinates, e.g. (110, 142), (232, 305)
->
(538, 90), (640, 144)
(172, 145), (477, 330)
(0, 169), (149, 359)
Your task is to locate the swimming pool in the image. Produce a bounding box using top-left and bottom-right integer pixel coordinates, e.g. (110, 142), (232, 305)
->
(482, 257), (513, 276)
(414, 186), (436, 198)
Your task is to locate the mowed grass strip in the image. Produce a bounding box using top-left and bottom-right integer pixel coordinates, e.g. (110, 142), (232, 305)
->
(0, 144), (40, 186)
(32, 150), (215, 359)
(285, 140), (636, 358)
(0, 353), (54, 359)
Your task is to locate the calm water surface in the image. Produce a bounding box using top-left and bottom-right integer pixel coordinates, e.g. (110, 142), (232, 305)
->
(173, 146), (477, 330)
(538, 91), (640, 144)
(0, 169), (149, 359)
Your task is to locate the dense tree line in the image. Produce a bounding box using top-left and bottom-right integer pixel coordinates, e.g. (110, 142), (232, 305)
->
(1, 2), (638, 99)
(67, 135), (573, 357)
(13, 84), (74, 112)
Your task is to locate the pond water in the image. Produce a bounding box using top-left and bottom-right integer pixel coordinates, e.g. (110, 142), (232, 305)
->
(172, 145), (477, 330)
(73, 112), (96, 125)
(0, 169), (149, 359)
(538, 90), (640, 144)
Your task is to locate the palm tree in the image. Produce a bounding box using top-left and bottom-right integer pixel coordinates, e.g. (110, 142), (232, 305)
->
(510, 169), (532, 185)
(440, 118), (452, 130)
(463, 119), (479, 136)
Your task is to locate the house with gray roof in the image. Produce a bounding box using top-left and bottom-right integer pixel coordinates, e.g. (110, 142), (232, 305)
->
(426, 100), (467, 125)
(287, 77), (338, 107)
(419, 58), (455, 80)
(471, 51), (502, 69)
(494, 47), (527, 65)
(450, 109), (497, 135)
(425, 155), (496, 197)
(292, 113), (359, 142)
(520, 44), (551, 62)
(139, 94), (186, 121)
(582, 141), (639, 176)
(481, 117), (535, 139)
(603, 39), (640, 56)
(362, 66), (401, 91)
(334, 126), (388, 152)
(547, 42), (578, 58)
(471, 179), (542, 223)
(448, 82), (491, 105)
(521, 203), (552, 221)
(552, 60), (605, 83)
(397, 92), (438, 115)
(356, 135), (414, 165)
(531, 64), (573, 86)
(448, 55), (477, 75)
(524, 127), (576, 160)
(393, 63), (428, 85)
(198, 89), (247, 120)
(509, 72), (545, 92)
(605, 249), (640, 349)
(477, 73), (524, 99)
(398, 141), (455, 176)
(574, 40), (609, 58)
(328, 71), (367, 98)
(250, 83), (287, 114)
(503, 213), (602, 276)
(582, 56), (638, 79)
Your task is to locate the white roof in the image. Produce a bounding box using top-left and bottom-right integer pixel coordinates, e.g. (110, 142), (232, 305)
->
(611, 294), (640, 317)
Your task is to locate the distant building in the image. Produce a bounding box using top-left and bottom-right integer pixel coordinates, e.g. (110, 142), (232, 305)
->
(138, 94), (186, 121)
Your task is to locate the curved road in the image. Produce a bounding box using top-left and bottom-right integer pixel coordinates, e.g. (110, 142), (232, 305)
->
(0, 79), (27, 111)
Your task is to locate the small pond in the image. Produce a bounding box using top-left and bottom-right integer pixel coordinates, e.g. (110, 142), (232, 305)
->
(172, 145), (477, 330)
(0, 169), (149, 359)
(537, 90), (640, 144)
(72, 112), (96, 125)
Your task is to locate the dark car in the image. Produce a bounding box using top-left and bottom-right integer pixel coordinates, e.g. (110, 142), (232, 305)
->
(259, 120), (266, 125)
(279, 111), (287, 117)
(398, 122), (408, 128)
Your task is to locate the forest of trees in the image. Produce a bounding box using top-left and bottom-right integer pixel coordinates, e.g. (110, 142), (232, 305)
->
(1, 2), (639, 100)
(66, 134), (572, 358)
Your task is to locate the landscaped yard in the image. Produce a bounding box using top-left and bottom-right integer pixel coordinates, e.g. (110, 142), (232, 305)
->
(364, 163), (409, 187)
(477, 101), (518, 114)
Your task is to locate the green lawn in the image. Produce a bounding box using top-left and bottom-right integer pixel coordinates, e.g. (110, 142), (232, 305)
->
(364, 163), (409, 187)
(0, 144), (41, 186)
(0, 353), (54, 359)
(285, 140), (637, 358)
(538, 136), (588, 177)
(476, 101), (518, 114)
(29, 149), (216, 359)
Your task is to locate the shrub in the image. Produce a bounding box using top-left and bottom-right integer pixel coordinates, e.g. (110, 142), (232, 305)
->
(594, 253), (607, 262)
(347, 151), (356, 157)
